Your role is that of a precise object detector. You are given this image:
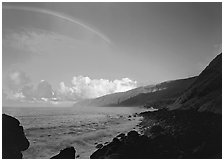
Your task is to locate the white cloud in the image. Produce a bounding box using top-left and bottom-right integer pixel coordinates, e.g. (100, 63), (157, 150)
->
(4, 76), (56, 102)
(5, 70), (31, 91)
(58, 76), (137, 99)
(35, 80), (55, 99)
(58, 82), (76, 101)
(6, 91), (25, 100)
(3, 73), (137, 104)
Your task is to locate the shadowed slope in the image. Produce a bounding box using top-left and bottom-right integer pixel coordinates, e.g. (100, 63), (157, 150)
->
(74, 77), (196, 108)
(169, 53), (222, 114)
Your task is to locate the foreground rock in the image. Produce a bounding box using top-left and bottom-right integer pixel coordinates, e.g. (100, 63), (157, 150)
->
(2, 114), (30, 159)
(50, 147), (76, 159)
(140, 109), (222, 158)
(91, 109), (221, 159)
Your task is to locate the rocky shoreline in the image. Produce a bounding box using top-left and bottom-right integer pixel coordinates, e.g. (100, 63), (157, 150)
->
(3, 108), (222, 159)
(90, 108), (222, 159)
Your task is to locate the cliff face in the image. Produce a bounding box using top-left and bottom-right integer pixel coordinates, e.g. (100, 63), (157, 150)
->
(169, 53), (222, 114)
(2, 114), (30, 159)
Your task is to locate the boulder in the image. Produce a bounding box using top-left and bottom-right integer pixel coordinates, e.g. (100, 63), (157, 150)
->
(127, 130), (139, 138)
(51, 147), (76, 159)
(2, 114), (30, 159)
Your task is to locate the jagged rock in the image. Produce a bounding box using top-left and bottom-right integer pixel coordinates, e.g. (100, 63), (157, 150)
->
(51, 147), (76, 159)
(2, 114), (30, 159)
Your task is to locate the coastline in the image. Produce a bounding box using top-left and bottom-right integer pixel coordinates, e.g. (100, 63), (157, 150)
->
(3, 107), (222, 159)
(20, 108), (143, 159)
(90, 108), (222, 159)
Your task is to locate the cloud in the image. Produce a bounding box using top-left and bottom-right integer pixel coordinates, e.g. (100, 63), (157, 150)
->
(21, 85), (35, 99)
(58, 76), (137, 99)
(35, 80), (55, 99)
(58, 82), (76, 101)
(5, 70), (31, 91)
(4, 71), (57, 102)
(3, 73), (137, 104)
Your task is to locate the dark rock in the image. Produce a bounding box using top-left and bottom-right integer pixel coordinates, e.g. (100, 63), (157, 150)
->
(91, 108), (221, 159)
(112, 137), (120, 144)
(127, 130), (139, 138)
(133, 113), (138, 117)
(116, 133), (125, 139)
(51, 147), (76, 159)
(150, 125), (165, 135)
(169, 53), (222, 114)
(2, 114), (30, 159)
(91, 130), (147, 159)
(96, 143), (103, 149)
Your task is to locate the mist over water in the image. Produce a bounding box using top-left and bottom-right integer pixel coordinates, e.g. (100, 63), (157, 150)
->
(3, 106), (145, 158)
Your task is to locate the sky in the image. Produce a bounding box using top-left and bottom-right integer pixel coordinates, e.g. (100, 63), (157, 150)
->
(2, 2), (222, 106)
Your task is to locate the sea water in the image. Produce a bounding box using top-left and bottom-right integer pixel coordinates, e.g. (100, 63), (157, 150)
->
(2, 106), (145, 159)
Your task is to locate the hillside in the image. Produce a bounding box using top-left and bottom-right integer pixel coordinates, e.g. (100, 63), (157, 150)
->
(169, 53), (222, 114)
(74, 76), (196, 108)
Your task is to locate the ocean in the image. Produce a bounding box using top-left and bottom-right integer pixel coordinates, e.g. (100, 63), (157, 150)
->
(2, 106), (145, 159)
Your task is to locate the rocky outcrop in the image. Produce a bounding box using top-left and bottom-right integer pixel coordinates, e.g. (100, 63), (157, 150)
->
(169, 53), (222, 114)
(91, 109), (222, 159)
(50, 147), (76, 159)
(90, 130), (150, 159)
(2, 114), (30, 159)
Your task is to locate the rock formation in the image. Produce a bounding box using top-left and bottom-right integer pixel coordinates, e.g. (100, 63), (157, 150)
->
(2, 114), (30, 159)
(91, 109), (222, 159)
(50, 147), (76, 159)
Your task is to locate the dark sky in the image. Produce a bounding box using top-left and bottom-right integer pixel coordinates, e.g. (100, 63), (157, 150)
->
(2, 2), (222, 105)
